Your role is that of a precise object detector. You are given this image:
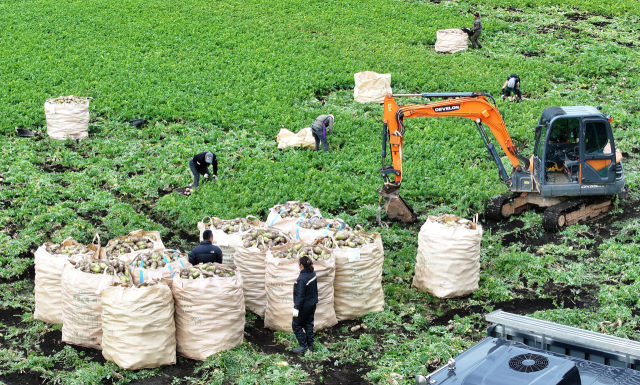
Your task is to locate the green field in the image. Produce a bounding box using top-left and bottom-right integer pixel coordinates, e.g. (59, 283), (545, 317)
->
(1, 0), (640, 383)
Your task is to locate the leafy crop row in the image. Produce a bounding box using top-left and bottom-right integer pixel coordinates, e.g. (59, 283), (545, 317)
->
(0, 0), (639, 383)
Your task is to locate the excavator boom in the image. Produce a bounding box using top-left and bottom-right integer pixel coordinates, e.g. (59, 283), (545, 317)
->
(380, 92), (525, 222)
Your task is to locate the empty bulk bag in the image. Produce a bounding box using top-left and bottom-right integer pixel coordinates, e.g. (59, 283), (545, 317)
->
(354, 72), (392, 103)
(276, 127), (316, 149)
(435, 29), (468, 54)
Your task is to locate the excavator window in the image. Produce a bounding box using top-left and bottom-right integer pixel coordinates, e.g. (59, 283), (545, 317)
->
(548, 118), (580, 144)
(585, 121), (610, 154)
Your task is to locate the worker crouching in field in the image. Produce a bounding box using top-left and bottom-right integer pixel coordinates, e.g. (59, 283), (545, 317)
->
(311, 114), (334, 153)
(501, 74), (522, 102)
(292, 256), (318, 354)
(189, 151), (217, 188)
(189, 230), (223, 265)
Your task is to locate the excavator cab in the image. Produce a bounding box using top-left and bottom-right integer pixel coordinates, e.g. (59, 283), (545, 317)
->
(529, 107), (624, 197)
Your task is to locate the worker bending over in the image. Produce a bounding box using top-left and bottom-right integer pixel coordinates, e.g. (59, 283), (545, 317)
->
(501, 74), (522, 102)
(189, 230), (223, 265)
(292, 256), (318, 354)
(189, 151), (217, 188)
(311, 114), (334, 153)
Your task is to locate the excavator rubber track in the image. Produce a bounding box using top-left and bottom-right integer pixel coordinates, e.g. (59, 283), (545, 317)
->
(542, 198), (613, 232)
(486, 193), (518, 221)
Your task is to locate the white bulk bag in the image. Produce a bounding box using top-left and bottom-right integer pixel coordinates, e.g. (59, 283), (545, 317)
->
(331, 231), (385, 321)
(101, 282), (176, 370)
(33, 236), (100, 324)
(354, 71), (392, 103)
(104, 230), (165, 265)
(130, 250), (191, 288)
(196, 216), (260, 264)
(172, 266), (245, 360)
(61, 263), (117, 349)
(412, 215), (483, 298)
(276, 127), (316, 149)
(289, 218), (349, 244)
(44, 96), (90, 140)
(266, 201), (322, 232)
(264, 243), (337, 332)
(234, 228), (291, 316)
(435, 29), (468, 54)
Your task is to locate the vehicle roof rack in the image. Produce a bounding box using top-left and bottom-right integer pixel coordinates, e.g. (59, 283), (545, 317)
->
(487, 310), (640, 367)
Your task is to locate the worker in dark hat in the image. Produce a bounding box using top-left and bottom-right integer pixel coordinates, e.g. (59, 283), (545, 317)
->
(189, 151), (217, 188)
(469, 12), (483, 49)
(311, 114), (334, 153)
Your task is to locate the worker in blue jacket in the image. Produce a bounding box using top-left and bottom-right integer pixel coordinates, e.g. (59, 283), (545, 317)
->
(292, 256), (318, 353)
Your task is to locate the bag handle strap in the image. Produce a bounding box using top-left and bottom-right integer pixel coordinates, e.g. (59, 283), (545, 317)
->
(91, 233), (101, 247)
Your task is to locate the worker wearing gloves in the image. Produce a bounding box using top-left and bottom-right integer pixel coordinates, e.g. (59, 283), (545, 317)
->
(292, 256), (318, 354)
(189, 151), (218, 188)
(188, 230), (223, 265)
(468, 12), (482, 49)
(311, 114), (334, 153)
(501, 74), (522, 102)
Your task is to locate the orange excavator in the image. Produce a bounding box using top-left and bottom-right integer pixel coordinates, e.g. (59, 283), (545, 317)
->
(379, 92), (627, 231)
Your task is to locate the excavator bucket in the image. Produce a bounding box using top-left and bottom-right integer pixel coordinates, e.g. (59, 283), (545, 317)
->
(380, 184), (417, 222)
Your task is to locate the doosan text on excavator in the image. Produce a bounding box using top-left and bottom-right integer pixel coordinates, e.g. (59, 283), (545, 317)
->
(378, 92), (627, 232)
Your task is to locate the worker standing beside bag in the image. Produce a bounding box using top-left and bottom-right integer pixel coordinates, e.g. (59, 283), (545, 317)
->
(264, 242), (337, 335)
(292, 256), (318, 354)
(462, 12), (483, 49)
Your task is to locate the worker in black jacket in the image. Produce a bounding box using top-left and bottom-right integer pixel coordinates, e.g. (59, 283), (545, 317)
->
(292, 256), (318, 354)
(189, 151), (218, 188)
(189, 230), (223, 265)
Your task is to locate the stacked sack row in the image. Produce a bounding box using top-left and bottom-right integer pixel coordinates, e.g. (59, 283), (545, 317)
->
(33, 229), (245, 370)
(33, 201), (386, 369)
(198, 201), (386, 331)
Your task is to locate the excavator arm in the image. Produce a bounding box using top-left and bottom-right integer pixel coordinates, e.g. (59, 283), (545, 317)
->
(379, 92), (527, 222)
